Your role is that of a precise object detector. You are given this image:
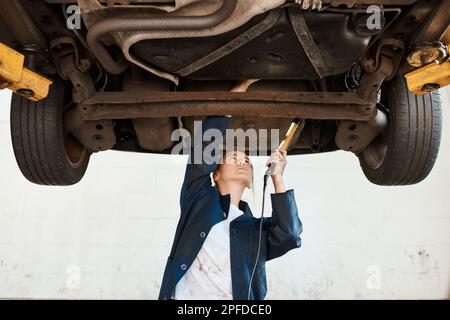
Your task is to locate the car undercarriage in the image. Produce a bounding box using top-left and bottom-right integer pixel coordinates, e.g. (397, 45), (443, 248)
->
(0, 0), (448, 186)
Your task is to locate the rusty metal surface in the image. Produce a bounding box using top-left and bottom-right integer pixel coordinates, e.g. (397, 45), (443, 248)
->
(288, 8), (329, 79)
(0, 0), (48, 49)
(49, 0), (419, 4)
(322, 0), (417, 3)
(84, 0), (238, 77)
(176, 10), (283, 77)
(48, 0), (204, 8)
(408, 0), (450, 45)
(358, 55), (395, 102)
(112, 0), (287, 82)
(335, 109), (388, 152)
(132, 117), (176, 151)
(63, 107), (116, 152)
(84, 91), (370, 104)
(80, 91), (374, 121)
(396, 0), (448, 75)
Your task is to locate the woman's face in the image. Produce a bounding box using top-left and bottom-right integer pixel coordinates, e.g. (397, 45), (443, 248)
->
(214, 150), (253, 189)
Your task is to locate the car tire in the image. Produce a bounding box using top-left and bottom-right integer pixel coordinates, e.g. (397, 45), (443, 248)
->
(10, 81), (91, 186)
(358, 76), (442, 186)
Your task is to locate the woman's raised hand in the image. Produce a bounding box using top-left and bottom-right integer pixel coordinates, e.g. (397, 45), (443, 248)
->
(266, 149), (287, 178)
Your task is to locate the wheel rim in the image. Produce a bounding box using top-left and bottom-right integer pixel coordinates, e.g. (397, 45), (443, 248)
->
(64, 134), (88, 169)
(62, 86), (89, 169)
(362, 134), (388, 170)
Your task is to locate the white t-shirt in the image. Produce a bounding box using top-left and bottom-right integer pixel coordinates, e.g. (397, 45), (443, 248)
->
(172, 203), (244, 300)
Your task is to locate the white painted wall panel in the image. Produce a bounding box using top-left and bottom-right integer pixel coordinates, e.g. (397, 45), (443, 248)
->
(0, 88), (449, 299)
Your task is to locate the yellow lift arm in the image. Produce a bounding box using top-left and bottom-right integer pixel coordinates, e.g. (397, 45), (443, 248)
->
(0, 42), (52, 101)
(405, 59), (450, 96)
(405, 28), (450, 96)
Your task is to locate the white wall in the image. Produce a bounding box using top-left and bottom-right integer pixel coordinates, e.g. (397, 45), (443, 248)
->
(0, 88), (449, 300)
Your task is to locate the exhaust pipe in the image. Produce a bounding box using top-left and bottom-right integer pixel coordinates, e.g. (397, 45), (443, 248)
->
(85, 0), (238, 75)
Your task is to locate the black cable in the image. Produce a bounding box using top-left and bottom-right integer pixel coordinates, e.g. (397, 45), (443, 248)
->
(247, 173), (270, 300)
